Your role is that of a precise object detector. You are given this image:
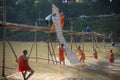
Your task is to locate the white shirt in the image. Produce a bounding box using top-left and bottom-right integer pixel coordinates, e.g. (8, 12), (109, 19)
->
(45, 14), (55, 21)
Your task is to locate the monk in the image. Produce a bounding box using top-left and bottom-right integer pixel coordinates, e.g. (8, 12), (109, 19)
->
(16, 50), (34, 80)
(77, 46), (86, 62)
(45, 13), (56, 30)
(93, 49), (98, 59)
(51, 13), (56, 30)
(58, 44), (65, 65)
(60, 12), (65, 28)
(109, 49), (114, 63)
(52, 12), (65, 30)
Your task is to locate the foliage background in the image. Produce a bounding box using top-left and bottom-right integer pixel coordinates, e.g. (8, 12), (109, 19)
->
(0, 0), (120, 41)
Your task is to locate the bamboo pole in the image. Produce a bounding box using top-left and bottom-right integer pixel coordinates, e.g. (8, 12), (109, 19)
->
(47, 33), (54, 64)
(35, 21), (38, 62)
(73, 36), (78, 48)
(103, 34), (106, 49)
(53, 39), (58, 52)
(47, 21), (50, 64)
(82, 34), (85, 51)
(28, 41), (35, 57)
(47, 21), (54, 64)
(92, 33), (95, 51)
(2, 20), (6, 77)
(6, 38), (17, 59)
(79, 34), (82, 48)
(35, 32), (38, 62)
(28, 22), (40, 58)
(70, 19), (73, 50)
(47, 35), (50, 63)
(95, 35), (98, 48)
(50, 41), (57, 64)
(2, 0), (6, 77)
(49, 36), (55, 64)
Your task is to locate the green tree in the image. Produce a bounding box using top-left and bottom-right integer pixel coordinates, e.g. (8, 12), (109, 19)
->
(111, 0), (120, 14)
(0, 0), (2, 21)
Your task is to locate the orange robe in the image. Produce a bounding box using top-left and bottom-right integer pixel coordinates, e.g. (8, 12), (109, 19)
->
(17, 55), (31, 72)
(51, 13), (64, 30)
(93, 52), (98, 59)
(109, 53), (114, 63)
(79, 50), (85, 60)
(58, 47), (64, 61)
(60, 13), (64, 28)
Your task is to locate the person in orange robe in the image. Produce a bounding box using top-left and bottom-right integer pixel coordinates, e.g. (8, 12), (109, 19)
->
(51, 12), (65, 30)
(58, 44), (65, 65)
(77, 46), (86, 62)
(51, 13), (56, 30)
(109, 49), (114, 63)
(16, 50), (34, 80)
(60, 12), (65, 28)
(93, 49), (98, 59)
